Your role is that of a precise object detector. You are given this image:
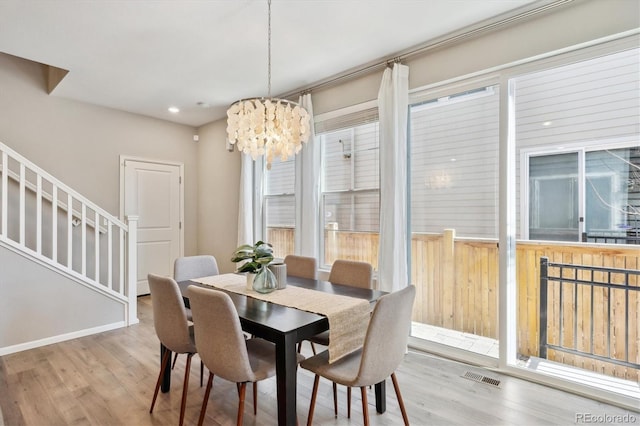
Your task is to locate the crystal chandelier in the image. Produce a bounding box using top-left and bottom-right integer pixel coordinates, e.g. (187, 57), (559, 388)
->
(226, 0), (311, 170)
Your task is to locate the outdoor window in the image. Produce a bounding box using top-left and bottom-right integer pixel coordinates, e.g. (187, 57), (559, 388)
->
(517, 47), (640, 244)
(264, 156), (295, 258)
(527, 147), (640, 243)
(319, 120), (380, 269)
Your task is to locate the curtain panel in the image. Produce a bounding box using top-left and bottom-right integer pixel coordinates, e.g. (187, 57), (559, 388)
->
(295, 93), (320, 258)
(377, 63), (409, 292)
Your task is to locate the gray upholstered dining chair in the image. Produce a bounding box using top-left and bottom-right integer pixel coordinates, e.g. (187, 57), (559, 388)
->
(148, 273), (199, 426)
(188, 285), (305, 426)
(301, 285), (415, 426)
(284, 254), (317, 280)
(172, 255), (219, 370)
(174, 255), (219, 282)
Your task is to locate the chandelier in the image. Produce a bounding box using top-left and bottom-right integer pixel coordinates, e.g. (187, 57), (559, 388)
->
(226, 0), (311, 170)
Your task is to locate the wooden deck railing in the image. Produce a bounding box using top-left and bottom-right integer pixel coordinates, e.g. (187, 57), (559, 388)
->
(267, 226), (640, 381)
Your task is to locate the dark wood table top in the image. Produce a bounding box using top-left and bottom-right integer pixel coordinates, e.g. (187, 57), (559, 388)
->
(177, 274), (386, 340)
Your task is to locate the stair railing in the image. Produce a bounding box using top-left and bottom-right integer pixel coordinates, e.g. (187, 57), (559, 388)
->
(0, 141), (137, 324)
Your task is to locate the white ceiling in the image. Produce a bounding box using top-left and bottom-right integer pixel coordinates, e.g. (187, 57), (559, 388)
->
(0, 0), (540, 127)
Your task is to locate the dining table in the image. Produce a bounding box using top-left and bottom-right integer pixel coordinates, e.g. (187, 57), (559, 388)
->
(163, 274), (387, 426)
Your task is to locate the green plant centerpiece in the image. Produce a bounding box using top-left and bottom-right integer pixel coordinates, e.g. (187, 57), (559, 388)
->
(231, 241), (277, 293)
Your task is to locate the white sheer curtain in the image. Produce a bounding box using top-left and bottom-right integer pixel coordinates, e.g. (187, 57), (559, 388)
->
(237, 154), (254, 246)
(377, 63), (409, 292)
(294, 93), (320, 258)
(237, 154), (264, 246)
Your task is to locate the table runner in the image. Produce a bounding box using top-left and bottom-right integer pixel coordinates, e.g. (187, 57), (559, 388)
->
(189, 273), (371, 363)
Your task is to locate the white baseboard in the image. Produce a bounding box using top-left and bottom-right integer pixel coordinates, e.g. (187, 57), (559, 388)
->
(0, 321), (126, 356)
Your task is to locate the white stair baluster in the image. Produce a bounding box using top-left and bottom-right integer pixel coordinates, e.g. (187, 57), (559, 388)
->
(94, 210), (100, 282)
(19, 163), (25, 245)
(67, 193), (73, 268)
(119, 226), (125, 295)
(1, 151), (7, 238)
(107, 219), (113, 290)
(81, 203), (86, 276)
(36, 174), (42, 254)
(52, 184), (58, 263)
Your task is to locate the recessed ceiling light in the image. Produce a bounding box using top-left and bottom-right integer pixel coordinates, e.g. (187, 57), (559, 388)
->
(542, 121), (552, 126)
(168, 106), (180, 113)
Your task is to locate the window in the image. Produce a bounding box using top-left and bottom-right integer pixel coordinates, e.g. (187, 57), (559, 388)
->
(516, 47), (640, 244)
(319, 119), (380, 269)
(527, 147), (640, 243)
(528, 152), (579, 241)
(407, 83), (500, 354)
(409, 85), (500, 238)
(264, 156), (295, 258)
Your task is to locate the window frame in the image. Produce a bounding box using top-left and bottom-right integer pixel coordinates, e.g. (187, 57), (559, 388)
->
(315, 101), (380, 270)
(520, 137), (638, 241)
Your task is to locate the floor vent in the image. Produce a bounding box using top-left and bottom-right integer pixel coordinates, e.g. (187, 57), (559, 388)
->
(462, 371), (501, 387)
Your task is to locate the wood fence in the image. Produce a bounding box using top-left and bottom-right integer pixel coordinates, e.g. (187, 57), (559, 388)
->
(266, 226), (640, 381)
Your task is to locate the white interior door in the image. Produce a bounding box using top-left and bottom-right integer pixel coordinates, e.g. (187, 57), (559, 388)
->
(122, 159), (183, 295)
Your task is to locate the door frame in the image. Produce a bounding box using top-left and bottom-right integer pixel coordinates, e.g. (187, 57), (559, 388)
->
(118, 155), (185, 261)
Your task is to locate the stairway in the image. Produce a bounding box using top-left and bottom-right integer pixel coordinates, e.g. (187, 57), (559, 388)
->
(0, 141), (138, 355)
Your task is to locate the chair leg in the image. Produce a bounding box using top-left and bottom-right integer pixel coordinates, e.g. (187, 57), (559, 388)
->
(391, 373), (409, 426)
(310, 342), (317, 355)
(172, 352), (178, 369)
(150, 349), (171, 413)
(332, 382), (338, 417)
(347, 387), (351, 418)
(178, 353), (193, 426)
(360, 386), (370, 426)
(200, 360), (204, 387)
(237, 382), (247, 426)
(297, 342), (302, 353)
(253, 382), (258, 415)
(198, 373), (214, 426)
(306, 375), (320, 426)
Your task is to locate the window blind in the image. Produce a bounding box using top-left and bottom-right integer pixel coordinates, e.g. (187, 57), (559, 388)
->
(315, 106), (378, 135)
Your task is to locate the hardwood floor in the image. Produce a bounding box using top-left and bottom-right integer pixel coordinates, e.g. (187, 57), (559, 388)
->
(1, 296), (637, 425)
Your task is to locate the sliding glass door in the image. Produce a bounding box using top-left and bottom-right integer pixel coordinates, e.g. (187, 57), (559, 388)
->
(408, 83), (500, 361)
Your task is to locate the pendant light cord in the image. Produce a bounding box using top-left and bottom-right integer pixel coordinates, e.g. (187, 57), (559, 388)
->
(267, 0), (272, 98)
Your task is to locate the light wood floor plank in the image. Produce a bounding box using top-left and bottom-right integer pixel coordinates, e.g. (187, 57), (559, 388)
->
(1, 296), (637, 425)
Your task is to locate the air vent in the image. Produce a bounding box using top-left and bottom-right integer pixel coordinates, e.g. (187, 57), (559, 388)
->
(462, 371), (501, 387)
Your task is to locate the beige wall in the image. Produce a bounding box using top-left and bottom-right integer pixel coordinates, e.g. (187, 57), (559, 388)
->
(195, 0), (639, 266)
(0, 53), (199, 256)
(195, 119), (242, 273)
(313, 0), (640, 115)
(405, 0), (640, 91)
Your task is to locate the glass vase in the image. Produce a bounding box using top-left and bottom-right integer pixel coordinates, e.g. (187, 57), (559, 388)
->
(253, 266), (277, 294)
